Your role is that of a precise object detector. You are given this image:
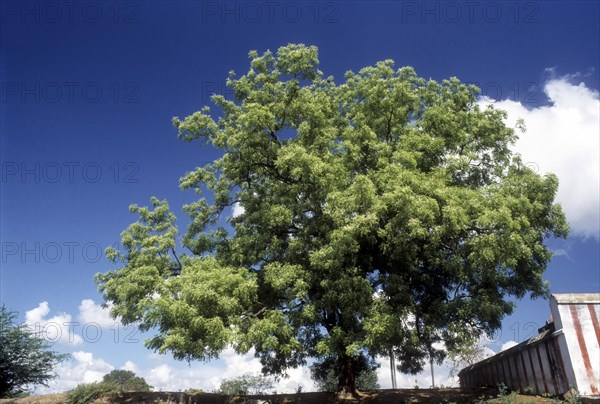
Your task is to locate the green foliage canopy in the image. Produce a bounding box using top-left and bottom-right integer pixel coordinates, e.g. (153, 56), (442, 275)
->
(96, 44), (568, 394)
(0, 305), (68, 398)
(101, 369), (152, 392)
(218, 374), (274, 395)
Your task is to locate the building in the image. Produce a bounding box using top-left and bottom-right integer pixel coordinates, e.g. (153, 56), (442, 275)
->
(459, 293), (600, 397)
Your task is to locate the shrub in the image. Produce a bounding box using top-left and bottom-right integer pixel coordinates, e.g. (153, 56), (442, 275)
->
(66, 369), (152, 403)
(102, 369), (151, 392)
(65, 382), (119, 404)
(218, 374), (274, 395)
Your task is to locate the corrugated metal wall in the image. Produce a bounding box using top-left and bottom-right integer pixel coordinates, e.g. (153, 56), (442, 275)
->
(459, 294), (600, 397)
(459, 325), (569, 396)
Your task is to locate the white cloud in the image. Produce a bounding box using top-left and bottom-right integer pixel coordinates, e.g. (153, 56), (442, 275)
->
(219, 347), (263, 379)
(23, 299), (129, 347)
(25, 302), (83, 346)
(25, 301), (50, 323)
(64, 351), (113, 385)
(35, 351), (114, 394)
(376, 355), (458, 389)
(145, 364), (210, 392)
(72, 351), (94, 365)
(139, 348), (315, 394)
(25, 303), (514, 395)
(551, 248), (574, 261)
(78, 299), (118, 328)
(192, 349), (260, 391)
(148, 364), (173, 386)
(218, 348), (315, 393)
(37, 344), (516, 395)
(122, 360), (138, 373)
(500, 340), (518, 351)
(273, 365), (315, 394)
(479, 345), (496, 359)
(232, 202), (245, 218)
(145, 363), (225, 393)
(479, 75), (600, 239)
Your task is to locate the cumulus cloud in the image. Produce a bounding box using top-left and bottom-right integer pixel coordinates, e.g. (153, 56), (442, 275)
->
(35, 351), (114, 394)
(274, 365), (315, 393)
(219, 347), (263, 379)
(63, 351), (113, 384)
(141, 348), (315, 393)
(148, 364), (173, 386)
(141, 349), (250, 392)
(25, 302), (83, 346)
(122, 360), (138, 373)
(145, 363), (211, 392)
(24, 305), (527, 393)
(143, 362), (223, 392)
(479, 75), (600, 239)
(78, 299), (118, 328)
(218, 348), (315, 393)
(37, 344), (518, 394)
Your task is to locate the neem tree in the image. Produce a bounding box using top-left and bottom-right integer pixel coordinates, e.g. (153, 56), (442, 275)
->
(96, 44), (568, 396)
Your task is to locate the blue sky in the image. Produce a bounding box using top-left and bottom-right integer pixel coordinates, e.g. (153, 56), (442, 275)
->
(1, 0), (599, 392)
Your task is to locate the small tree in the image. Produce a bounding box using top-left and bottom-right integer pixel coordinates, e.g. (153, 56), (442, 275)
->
(218, 374), (274, 395)
(102, 369), (152, 392)
(66, 370), (152, 404)
(66, 382), (119, 404)
(0, 305), (68, 397)
(447, 335), (493, 378)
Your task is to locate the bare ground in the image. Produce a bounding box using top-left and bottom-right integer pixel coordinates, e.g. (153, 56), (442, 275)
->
(0, 387), (574, 404)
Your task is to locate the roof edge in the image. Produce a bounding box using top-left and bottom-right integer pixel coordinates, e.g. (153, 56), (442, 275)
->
(552, 293), (600, 304)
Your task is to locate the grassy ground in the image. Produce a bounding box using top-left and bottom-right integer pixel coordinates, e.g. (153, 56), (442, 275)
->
(0, 387), (578, 404)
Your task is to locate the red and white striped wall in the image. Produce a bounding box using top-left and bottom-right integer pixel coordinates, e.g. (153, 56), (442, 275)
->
(459, 293), (600, 397)
(551, 294), (600, 396)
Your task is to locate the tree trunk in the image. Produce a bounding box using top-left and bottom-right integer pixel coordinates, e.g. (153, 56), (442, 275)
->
(389, 348), (397, 389)
(430, 355), (435, 388)
(337, 354), (358, 399)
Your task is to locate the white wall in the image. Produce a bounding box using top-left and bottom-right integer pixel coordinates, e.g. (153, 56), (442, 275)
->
(550, 294), (600, 396)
